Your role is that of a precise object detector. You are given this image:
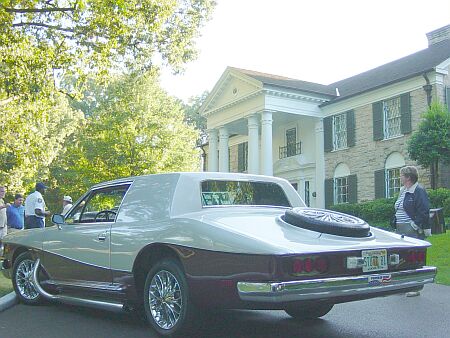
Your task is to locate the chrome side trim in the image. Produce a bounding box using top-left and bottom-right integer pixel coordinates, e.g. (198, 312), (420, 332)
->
(32, 259), (124, 312)
(45, 280), (125, 292)
(237, 266), (437, 302)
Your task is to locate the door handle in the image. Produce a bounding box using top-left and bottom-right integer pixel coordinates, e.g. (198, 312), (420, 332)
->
(98, 232), (107, 241)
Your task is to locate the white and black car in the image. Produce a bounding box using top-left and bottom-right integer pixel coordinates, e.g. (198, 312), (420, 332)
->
(1, 172), (436, 336)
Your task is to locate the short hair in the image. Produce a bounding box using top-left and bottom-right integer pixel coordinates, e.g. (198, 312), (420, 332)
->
(400, 165), (419, 184)
(14, 193), (24, 200)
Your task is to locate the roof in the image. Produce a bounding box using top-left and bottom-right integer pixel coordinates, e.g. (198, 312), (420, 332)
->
(229, 67), (336, 96)
(324, 39), (450, 105)
(229, 39), (450, 106)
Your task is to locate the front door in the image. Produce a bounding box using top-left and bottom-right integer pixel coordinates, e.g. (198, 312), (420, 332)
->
(42, 184), (131, 287)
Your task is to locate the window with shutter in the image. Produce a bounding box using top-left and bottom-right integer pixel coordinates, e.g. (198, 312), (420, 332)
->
(237, 142), (248, 172)
(334, 176), (348, 204)
(400, 93), (411, 134)
(325, 178), (334, 208)
(374, 169), (386, 199)
(348, 174), (357, 203)
(373, 102), (384, 141)
(324, 117), (333, 152)
(346, 110), (355, 147)
(332, 113), (347, 150)
(383, 96), (401, 138)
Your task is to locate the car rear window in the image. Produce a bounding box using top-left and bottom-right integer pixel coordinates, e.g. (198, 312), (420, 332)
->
(201, 180), (291, 207)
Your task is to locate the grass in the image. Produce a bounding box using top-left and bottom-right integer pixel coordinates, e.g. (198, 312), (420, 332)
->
(0, 271), (12, 297)
(427, 230), (450, 285)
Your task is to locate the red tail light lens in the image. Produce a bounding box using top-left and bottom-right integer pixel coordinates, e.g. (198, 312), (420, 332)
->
(292, 256), (328, 275)
(406, 250), (426, 264)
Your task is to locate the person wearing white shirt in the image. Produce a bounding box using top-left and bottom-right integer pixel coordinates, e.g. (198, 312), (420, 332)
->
(62, 195), (73, 215)
(24, 182), (51, 229)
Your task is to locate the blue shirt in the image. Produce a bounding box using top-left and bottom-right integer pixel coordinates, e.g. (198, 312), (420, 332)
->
(6, 204), (25, 229)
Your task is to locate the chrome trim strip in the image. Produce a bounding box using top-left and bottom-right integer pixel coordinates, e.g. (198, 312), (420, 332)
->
(46, 280), (125, 292)
(33, 259), (124, 312)
(237, 266), (437, 302)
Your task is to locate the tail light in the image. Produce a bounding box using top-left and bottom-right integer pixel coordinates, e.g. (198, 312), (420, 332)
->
(406, 250), (425, 264)
(292, 256), (329, 275)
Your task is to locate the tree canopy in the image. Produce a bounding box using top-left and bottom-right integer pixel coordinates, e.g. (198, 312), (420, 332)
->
(407, 101), (450, 188)
(49, 72), (200, 201)
(0, 0), (215, 101)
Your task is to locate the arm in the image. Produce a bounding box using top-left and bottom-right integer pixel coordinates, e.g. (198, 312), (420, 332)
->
(413, 186), (430, 230)
(35, 208), (51, 217)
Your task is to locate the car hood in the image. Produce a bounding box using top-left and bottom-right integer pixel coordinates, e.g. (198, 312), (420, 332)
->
(177, 207), (430, 255)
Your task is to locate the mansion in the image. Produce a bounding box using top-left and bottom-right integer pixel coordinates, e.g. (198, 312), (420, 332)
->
(199, 25), (450, 208)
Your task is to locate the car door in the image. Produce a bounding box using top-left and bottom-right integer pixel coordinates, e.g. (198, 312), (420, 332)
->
(42, 183), (131, 288)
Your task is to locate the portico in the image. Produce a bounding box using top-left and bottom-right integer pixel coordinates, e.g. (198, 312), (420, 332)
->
(200, 67), (335, 208)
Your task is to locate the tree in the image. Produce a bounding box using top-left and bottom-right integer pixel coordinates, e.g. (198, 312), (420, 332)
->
(0, 0), (216, 102)
(0, 94), (84, 194)
(49, 72), (200, 200)
(407, 101), (450, 189)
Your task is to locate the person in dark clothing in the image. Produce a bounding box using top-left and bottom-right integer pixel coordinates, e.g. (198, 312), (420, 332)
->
(394, 165), (431, 297)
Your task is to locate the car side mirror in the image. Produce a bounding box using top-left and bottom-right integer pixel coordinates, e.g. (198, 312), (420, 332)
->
(52, 214), (65, 229)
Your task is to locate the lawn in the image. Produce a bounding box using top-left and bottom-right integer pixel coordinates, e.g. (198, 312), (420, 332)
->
(427, 230), (450, 285)
(0, 271), (12, 297)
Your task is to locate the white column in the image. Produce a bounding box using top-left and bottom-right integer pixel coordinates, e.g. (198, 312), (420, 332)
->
(247, 115), (259, 174)
(260, 111), (273, 176)
(207, 129), (218, 172)
(315, 118), (325, 208)
(219, 126), (229, 172)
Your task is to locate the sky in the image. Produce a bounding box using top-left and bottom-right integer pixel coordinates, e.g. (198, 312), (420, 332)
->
(160, 0), (450, 103)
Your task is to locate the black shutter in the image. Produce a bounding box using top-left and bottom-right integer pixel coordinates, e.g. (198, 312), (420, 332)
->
(446, 86), (450, 111)
(348, 174), (357, 203)
(400, 92), (412, 134)
(346, 110), (355, 147)
(324, 116), (333, 152)
(325, 178), (334, 208)
(238, 143), (244, 172)
(374, 169), (386, 199)
(372, 101), (384, 141)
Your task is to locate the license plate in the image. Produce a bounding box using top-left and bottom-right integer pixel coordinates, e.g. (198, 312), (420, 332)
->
(362, 249), (388, 272)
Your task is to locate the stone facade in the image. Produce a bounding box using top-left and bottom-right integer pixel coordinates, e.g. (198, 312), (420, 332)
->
(325, 87), (433, 201)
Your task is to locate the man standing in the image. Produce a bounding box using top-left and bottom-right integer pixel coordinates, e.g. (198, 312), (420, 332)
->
(0, 185), (11, 251)
(62, 195), (73, 215)
(7, 193), (25, 232)
(24, 182), (51, 229)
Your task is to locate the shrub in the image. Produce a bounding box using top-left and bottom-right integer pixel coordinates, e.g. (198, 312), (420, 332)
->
(329, 188), (450, 222)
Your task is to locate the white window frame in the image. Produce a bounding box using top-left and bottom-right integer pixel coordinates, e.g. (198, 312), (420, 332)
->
(383, 96), (401, 139)
(334, 176), (348, 204)
(386, 167), (401, 198)
(333, 113), (347, 150)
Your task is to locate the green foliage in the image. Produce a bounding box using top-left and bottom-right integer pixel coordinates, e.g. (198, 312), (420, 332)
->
(330, 188), (450, 222)
(183, 91), (208, 146)
(428, 188), (450, 217)
(0, 94), (84, 196)
(407, 101), (450, 167)
(0, 0), (216, 100)
(48, 72), (200, 208)
(329, 198), (396, 223)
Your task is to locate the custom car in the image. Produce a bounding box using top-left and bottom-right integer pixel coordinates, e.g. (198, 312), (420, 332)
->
(1, 172), (436, 336)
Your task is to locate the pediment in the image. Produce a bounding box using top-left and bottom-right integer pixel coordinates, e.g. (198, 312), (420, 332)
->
(200, 67), (263, 116)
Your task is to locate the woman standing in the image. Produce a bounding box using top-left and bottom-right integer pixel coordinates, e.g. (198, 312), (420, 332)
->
(395, 166), (432, 239)
(394, 166), (431, 297)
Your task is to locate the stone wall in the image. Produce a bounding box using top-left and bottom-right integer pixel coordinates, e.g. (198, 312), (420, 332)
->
(325, 87), (433, 202)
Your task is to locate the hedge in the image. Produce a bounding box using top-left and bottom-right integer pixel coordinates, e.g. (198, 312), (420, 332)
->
(329, 188), (450, 223)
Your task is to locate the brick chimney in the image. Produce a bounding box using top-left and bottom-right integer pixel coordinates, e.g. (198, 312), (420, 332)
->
(426, 24), (450, 46)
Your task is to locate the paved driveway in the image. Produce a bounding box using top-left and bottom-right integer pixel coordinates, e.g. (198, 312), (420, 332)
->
(0, 284), (449, 338)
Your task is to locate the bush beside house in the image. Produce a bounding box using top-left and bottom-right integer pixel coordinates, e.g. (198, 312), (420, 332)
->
(329, 188), (450, 226)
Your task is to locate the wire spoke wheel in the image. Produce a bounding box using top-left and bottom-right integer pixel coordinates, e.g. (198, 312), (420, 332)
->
(148, 270), (182, 330)
(15, 258), (39, 300)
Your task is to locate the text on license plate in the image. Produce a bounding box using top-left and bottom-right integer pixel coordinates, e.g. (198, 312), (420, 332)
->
(362, 249), (388, 272)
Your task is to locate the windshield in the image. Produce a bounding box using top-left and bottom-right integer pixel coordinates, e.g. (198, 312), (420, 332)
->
(201, 180), (291, 207)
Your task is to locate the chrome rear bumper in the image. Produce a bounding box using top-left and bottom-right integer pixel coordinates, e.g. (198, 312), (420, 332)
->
(237, 266), (436, 302)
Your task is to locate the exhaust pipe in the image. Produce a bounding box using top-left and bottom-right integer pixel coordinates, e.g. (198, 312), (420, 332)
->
(32, 258), (125, 313)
